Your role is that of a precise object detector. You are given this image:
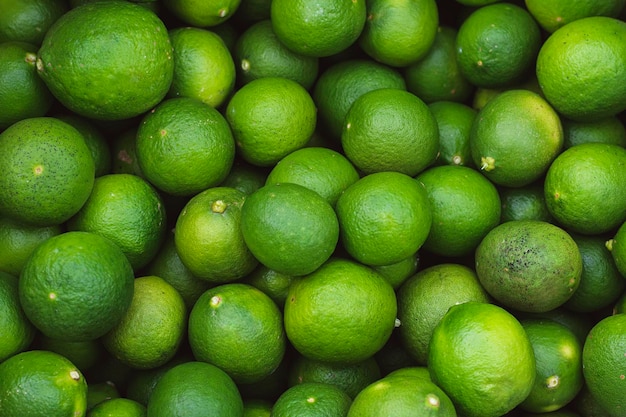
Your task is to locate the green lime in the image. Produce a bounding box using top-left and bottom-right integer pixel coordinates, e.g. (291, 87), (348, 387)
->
(0, 350), (88, 417)
(147, 361), (244, 417)
(0, 117), (95, 226)
(428, 302), (536, 417)
(240, 182), (339, 276)
(562, 116), (626, 150)
(428, 100), (477, 167)
(335, 171), (432, 266)
(500, 182), (555, 224)
(525, 0), (626, 33)
(610, 220), (626, 279)
(87, 398), (146, 417)
(36, 1), (173, 120)
(284, 258), (397, 364)
(271, 382), (352, 417)
(0, 271), (35, 362)
(0, 0), (67, 45)
(19, 231), (135, 341)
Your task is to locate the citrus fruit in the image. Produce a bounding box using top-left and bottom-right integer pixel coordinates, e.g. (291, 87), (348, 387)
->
(235, 0), (271, 23)
(341, 88), (440, 176)
(240, 182), (339, 276)
(0, 0), (67, 45)
(499, 182), (555, 223)
(347, 374), (456, 417)
(188, 283), (286, 384)
(582, 313), (626, 416)
(284, 258), (397, 364)
(397, 263), (491, 364)
(0, 41), (54, 131)
(475, 220), (582, 313)
(19, 231), (135, 342)
(374, 333), (420, 377)
(242, 264), (294, 308)
(404, 26), (474, 104)
(225, 76), (316, 167)
(562, 116), (626, 149)
(0, 116), (95, 226)
(335, 171), (432, 266)
(124, 355), (190, 407)
(147, 361), (244, 417)
(264, 146), (359, 207)
(271, 382), (352, 417)
(416, 165), (501, 257)
(525, 0), (626, 33)
(136, 97), (235, 196)
(234, 19), (319, 90)
(359, 0), (439, 67)
(536, 16), (626, 121)
(220, 160), (268, 196)
(456, 0), (501, 5)
(371, 253), (419, 290)
(287, 355), (381, 399)
(610, 221), (626, 278)
(470, 89), (564, 187)
(428, 301), (536, 417)
(312, 58), (406, 140)
(270, 0), (366, 58)
(88, 398), (147, 417)
(456, 3), (541, 88)
(237, 358), (291, 402)
(428, 100), (477, 167)
(0, 216), (61, 276)
(67, 173), (167, 271)
(0, 350), (87, 417)
(519, 319), (584, 413)
(384, 366), (432, 381)
(36, 1), (173, 120)
(0, 270), (35, 362)
(544, 143), (626, 235)
(102, 276), (186, 370)
(162, 0), (241, 26)
(167, 26), (235, 109)
(564, 234), (625, 313)
(56, 114), (112, 177)
(572, 385), (613, 417)
(86, 380), (120, 411)
(174, 186), (258, 283)
(145, 231), (210, 310)
(516, 307), (595, 349)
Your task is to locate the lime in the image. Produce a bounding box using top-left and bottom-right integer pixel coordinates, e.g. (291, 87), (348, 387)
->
(416, 165), (501, 257)
(610, 220), (626, 278)
(242, 264), (294, 308)
(240, 182), (339, 276)
(359, 0), (439, 67)
(67, 173), (167, 271)
(225, 77), (316, 167)
(335, 171), (432, 266)
(456, 3), (541, 88)
(562, 116), (626, 149)
(88, 398), (147, 417)
(428, 100), (477, 167)
(162, 0), (241, 26)
(475, 220), (582, 313)
(525, 0), (626, 33)
(544, 143), (626, 235)
(234, 19), (319, 90)
(167, 26), (235, 109)
(270, 0), (366, 58)
(19, 231), (135, 342)
(500, 182), (555, 224)
(284, 258), (397, 364)
(519, 319), (584, 413)
(0, 350), (88, 417)
(56, 114), (112, 177)
(0, 117), (95, 226)
(0, 0), (67, 45)
(147, 361), (244, 417)
(341, 88), (440, 176)
(102, 276), (187, 370)
(271, 382), (352, 417)
(347, 374), (456, 417)
(536, 16), (626, 121)
(428, 302), (536, 417)
(136, 97), (235, 196)
(188, 283), (286, 384)
(0, 41), (53, 130)
(36, 1), (173, 120)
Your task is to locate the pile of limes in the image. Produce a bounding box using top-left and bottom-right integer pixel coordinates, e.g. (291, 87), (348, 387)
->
(2, 0), (626, 416)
